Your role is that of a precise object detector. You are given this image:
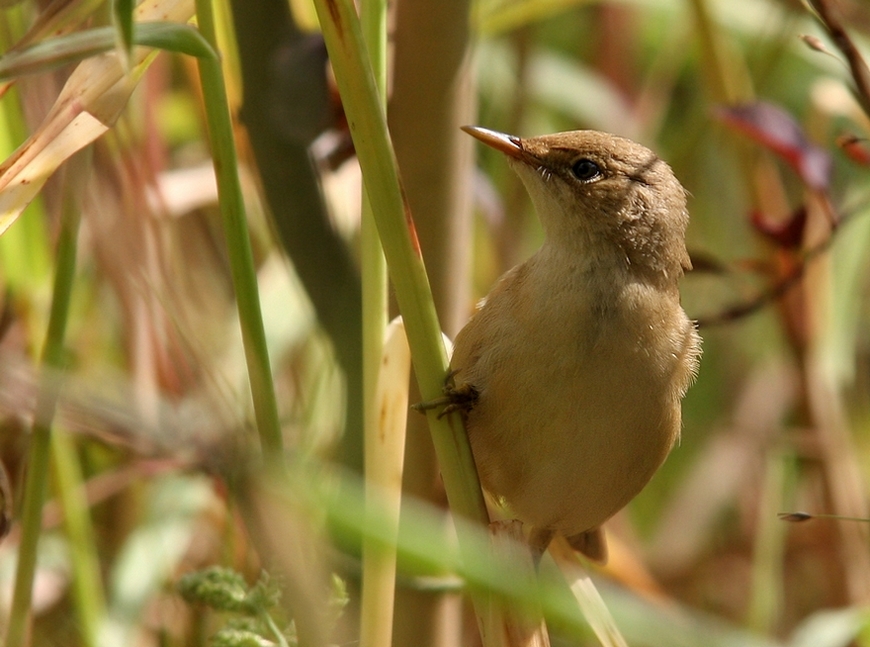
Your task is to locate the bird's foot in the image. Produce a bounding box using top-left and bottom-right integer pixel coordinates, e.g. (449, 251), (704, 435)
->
(528, 527), (556, 566)
(411, 370), (479, 419)
(566, 527), (608, 564)
(528, 526), (608, 565)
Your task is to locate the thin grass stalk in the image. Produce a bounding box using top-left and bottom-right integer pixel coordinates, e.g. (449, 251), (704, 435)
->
(746, 451), (788, 633)
(358, 0), (399, 646)
(48, 158), (106, 647)
(193, 0), (283, 465)
(5, 154), (85, 647)
(687, 0), (749, 105)
(50, 429), (106, 647)
(309, 0), (494, 641)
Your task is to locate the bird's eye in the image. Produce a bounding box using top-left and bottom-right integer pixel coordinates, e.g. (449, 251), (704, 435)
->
(571, 159), (602, 182)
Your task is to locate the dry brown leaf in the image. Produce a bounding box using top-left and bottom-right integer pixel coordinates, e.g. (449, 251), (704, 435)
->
(0, 0), (194, 235)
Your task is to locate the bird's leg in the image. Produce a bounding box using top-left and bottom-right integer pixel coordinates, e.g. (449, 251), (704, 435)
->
(489, 520), (551, 645)
(411, 369), (479, 418)
(528, 527), (556, 566)
(566, 527), (608, 564)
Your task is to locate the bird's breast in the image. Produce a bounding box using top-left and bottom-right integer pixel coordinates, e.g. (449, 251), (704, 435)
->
(452, 262), (691, 535)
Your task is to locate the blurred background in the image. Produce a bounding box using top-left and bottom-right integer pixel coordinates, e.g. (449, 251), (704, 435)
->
(1, 0), (870, 645)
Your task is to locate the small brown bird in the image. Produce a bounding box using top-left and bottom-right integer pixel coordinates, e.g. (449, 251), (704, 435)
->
(450, 126), (701, 562)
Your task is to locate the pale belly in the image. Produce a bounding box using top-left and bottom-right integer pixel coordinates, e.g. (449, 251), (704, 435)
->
(450, 254), (698, 537)
(459, 314), (684, 536)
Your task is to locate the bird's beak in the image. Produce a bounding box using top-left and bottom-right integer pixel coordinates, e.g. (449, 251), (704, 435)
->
(461, 126), (523, 159)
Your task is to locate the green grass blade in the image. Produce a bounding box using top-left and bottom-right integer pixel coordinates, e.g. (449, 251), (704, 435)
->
(112, 0), (135, 64)
(0, 22), (215, 81)
(4, 152), (87, 647)
(193, 0), (283, 464)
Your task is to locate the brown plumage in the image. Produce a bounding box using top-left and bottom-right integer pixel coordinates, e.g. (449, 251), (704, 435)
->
(451, 127), (701, 562)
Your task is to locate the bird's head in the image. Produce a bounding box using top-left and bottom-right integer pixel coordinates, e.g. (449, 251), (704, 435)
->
(463, 126), (691, 281)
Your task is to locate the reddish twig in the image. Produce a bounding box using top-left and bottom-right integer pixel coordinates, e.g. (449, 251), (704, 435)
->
(809, 0), (870, 116)
(694, 211), (843, 328)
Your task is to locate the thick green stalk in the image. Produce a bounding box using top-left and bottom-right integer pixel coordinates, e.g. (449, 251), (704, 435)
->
(5, 157), (84, 647)
(194, 0), (283, 464)
(310, 0), (493, 641)
(311, 0), (486, 530)
(384, 3), (475, 644)
(311, 0), (486, 523)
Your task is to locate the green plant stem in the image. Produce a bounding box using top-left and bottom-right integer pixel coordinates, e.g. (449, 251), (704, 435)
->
(37, 158), (105, 637)
(310, 0), (493, 640)
(51, 430), (106, 647)
(194, 0), (283, 466)
(359, 0), (388, 488)
(311, 0), (487, 526)
(262, 610), (291, 647)
(358, 1), (395, 647)
(5, 156), (84, 647)
(228, 0), (363, 472)
(747, 451), (791, 634)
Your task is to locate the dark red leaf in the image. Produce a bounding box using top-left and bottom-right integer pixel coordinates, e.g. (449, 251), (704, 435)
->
(750, 206), (807, 249)
(716, 102), (832, 190)
(836, 133), (870, 166)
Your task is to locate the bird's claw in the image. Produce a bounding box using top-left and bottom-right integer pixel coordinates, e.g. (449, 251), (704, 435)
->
(411, 370), (479, 419)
